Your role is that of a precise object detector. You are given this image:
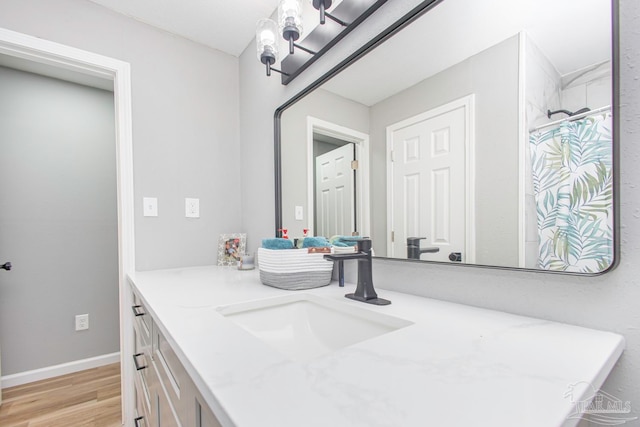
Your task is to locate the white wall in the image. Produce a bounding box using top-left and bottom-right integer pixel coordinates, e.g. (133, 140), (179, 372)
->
(561, 62), (612, 114)
(0, 0), (242, 271)
(240, 0), (640, 422)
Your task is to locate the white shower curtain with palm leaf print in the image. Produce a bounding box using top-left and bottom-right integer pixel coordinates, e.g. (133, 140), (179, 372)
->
(529, 111), (613, 273)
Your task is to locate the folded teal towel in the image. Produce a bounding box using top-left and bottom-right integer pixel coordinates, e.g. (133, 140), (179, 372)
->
(302, 236), (330, 248)
(262, 238), (294, 250)
(329, 235), (361, 247)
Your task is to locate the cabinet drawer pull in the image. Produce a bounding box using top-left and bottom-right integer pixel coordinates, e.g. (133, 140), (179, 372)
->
(134, 415), (145, 427)
(132, 305), (145, 317)
(133, 353), (147, 371)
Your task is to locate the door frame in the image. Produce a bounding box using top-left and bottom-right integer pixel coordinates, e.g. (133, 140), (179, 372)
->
(0, 27), (135, 423)
(306, 117), (370, 237)
(386, 95), (476, 262)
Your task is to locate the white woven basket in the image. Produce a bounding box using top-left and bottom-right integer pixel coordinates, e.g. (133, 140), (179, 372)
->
(257, 248), (334, 290)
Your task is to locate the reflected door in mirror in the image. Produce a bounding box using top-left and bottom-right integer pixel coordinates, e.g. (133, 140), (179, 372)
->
(316, 143), (356, 237)
(389, 98), (471, 263)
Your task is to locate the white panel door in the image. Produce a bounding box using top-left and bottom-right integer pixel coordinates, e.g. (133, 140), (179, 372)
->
(390, 106), (466, 261)
(315, 144), (355, 237)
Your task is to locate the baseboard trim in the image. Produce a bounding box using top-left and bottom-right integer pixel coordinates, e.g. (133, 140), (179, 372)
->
(1, 352), (120, 388)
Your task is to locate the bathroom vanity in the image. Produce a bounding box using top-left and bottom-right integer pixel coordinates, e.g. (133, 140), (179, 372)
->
(127, 266), (624, 427)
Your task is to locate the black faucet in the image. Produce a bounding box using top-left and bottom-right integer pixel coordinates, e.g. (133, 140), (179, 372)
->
(407, 237), (440, 260)
(324, 238), (390, 306)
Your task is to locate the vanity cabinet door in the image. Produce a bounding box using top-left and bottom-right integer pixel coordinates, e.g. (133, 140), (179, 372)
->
(180, 372), (223, 427)
(152, 377), (181, 427)
(195, 395), (222, 427)
(153, 324), (192, 425)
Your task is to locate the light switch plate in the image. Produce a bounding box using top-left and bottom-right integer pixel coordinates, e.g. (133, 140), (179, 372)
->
(186, 198), (200, 218)
(143, 197), (158, 217)
(295, 205), (304, 221)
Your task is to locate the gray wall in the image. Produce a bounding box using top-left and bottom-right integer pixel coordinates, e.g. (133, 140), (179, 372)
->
(0, 0), (242, 271)
(0, 67), (118, 375)
(240, 0), (640, 422)
(280, 89), (369, 234)
(369, 35), (520, 263)
(280, 36), (520, 263)
(0, 0), (241, 375)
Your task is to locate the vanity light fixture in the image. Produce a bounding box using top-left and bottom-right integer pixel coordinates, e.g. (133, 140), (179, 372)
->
(256, 0), (388, 83)
(256, 0), (316, 76)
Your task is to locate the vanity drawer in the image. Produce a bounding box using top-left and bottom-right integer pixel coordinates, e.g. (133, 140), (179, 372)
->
(153, 325), (188, 424)
(134, 365), (152, 427)
(133, 324), (153, 390)
(194, 389), (222, 427)
(132, 293), (153, 347)
(152, 362), (182, 427)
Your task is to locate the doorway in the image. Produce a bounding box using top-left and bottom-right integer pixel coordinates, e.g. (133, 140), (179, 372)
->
(0, 64), (118, 376)
(307, 117), (370, 238)
(0, 27), (134, 421)
(314, 137), (356, 237)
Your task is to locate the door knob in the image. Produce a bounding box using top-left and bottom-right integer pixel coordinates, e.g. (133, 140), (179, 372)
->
(1, 262), (12, 271)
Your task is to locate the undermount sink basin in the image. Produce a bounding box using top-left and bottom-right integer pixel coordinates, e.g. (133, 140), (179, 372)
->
(217, 293), (413, 362)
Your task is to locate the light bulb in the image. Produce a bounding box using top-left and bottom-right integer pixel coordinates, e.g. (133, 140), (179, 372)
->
(256, 19), (279, 64)
(260, 30), (275, 46)
(279, 0), (303, 39)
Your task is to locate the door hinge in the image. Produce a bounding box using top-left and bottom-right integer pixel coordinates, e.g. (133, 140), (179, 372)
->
(390, 150), (395, 162)
(351, 160), (359, 170)
(391, 231), (395, 243)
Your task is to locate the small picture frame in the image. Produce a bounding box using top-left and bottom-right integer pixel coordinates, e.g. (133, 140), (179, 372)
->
(217, 233), (247, 266)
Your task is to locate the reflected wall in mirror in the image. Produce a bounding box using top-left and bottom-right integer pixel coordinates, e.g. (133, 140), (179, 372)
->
(277, 0), (617, 274)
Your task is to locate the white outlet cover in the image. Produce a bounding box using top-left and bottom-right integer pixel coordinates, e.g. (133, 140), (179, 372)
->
(143, 197), (158, 217)
(295, 205), (304, 221)
(186, 198), (200, 218)
(75, 314), (89, 331)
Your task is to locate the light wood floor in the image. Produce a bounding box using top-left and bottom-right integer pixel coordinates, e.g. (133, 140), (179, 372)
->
(0, 363), (121, 427)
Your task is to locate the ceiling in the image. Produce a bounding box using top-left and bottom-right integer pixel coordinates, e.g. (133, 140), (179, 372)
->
(323, 0), (612, 106)
(86, 0), (281, 57)
(1, 0), (283, 90)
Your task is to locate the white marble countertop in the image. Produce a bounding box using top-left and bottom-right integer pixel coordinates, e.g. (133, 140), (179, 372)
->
(128, 266), (625, 427)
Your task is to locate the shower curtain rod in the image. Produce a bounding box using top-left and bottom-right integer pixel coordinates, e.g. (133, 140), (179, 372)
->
(530, 105), (611, 133)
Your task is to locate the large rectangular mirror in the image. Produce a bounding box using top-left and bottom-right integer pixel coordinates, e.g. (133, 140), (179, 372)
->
(276, 0), (618, 274)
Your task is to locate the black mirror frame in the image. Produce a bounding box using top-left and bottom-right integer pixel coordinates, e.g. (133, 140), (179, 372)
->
(274, 0), (620, 276)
